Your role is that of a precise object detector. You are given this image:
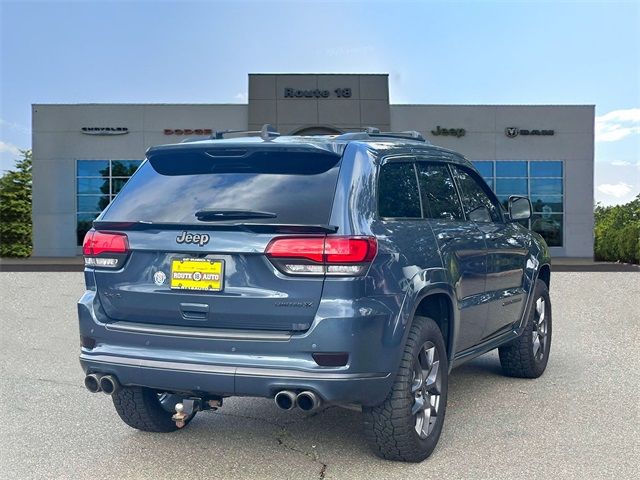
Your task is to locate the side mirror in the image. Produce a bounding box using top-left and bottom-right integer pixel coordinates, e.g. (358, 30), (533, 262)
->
(508, 196), (532, 221)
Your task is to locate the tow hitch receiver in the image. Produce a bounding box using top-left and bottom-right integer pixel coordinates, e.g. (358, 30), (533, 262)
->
(172, 397), (223, 428)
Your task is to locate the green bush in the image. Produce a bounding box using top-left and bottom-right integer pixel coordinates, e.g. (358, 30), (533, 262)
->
(0, 149), (32, 257)
(594, 194), (640, 264)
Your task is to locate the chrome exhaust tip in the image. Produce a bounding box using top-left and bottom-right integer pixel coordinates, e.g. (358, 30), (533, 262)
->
(274, 390), (297, 410)
(296, 391), (321, 412)
(84, 373), (102, 393)
(99, 375), (120, 395)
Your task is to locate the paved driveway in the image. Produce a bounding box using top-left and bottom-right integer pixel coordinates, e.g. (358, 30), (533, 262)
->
(0, 272), (638, 479)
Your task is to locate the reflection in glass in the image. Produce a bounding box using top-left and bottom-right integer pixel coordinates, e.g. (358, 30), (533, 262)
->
(379, 163), (422, 218)
(112, 178), (130, 195)
(77, 177), (108, 195)
(111, 160), (142, 176)
(416, 163), (464, 220)
(531, 213), (563, 246)
(77, 195), (110, 212)
(531, 195), (563, 213)
(531, 178), (563, 195)
(451, 167), (501, 222)
(496, 161), (527, 177)
(77, 160), (109, 177)
(472, 161), (494, 178)
(530, 161), (562, 177)
(495, 178), (528, 195)
(76, 213), (99, 246)
(102, 154), (342, 224)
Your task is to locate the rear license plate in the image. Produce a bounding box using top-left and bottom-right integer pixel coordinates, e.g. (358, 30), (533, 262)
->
(170, 258), (224, 291)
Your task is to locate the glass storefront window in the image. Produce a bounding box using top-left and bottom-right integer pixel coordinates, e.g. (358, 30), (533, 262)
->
(77, 160), (109, 177)
(496, 161), (527, 177)
(532, 213), (563, 247)
(531, 178), (563, 195)
(472, 161), (493, 179)
(76, 160), (142, 245)
(495, 178), (528, 195)
(530, 161), (562, 177)
(470, 160), (564, 247)
(531, 195), (563, 213)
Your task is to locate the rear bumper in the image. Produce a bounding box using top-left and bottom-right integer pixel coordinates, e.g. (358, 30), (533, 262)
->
(80, 353), (390, 405)
(78, 290), (400, 406)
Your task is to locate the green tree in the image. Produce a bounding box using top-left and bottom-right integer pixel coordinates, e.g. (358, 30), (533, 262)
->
(594, 194), (640, 264)
(0, 149), (32, 257)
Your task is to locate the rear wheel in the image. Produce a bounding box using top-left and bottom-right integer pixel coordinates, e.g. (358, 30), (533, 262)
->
(112, 386), (194, 432)
(363, 316), (448, 462)
(499, 279), (552, 378)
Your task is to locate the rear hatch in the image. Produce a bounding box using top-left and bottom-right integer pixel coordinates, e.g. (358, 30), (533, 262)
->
(87, 142), (342, 332)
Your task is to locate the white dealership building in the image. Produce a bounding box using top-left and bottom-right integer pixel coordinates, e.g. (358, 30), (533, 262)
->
(32, 73), (594, 257)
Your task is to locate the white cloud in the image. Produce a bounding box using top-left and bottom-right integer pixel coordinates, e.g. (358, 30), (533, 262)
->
(597, 182), (634, 198)
(0, 141), (24, 172)
(234, 92), (248, 103)
(595, 108), (640, 142)
(0, 118), (30, 135)
(0, 140), (21, 156)
(610, 160), (632, 166)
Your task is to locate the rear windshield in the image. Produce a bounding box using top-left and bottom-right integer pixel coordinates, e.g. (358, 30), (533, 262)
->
(100, 149), (342, 225)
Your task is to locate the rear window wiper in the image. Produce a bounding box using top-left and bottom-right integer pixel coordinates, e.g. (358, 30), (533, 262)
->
(194, 209), (277, 221)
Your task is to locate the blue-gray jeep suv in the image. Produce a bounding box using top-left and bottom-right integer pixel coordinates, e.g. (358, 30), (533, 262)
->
(78, 128), (552, 462)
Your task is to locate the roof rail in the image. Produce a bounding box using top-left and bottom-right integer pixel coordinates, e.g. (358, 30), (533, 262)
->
(335, 129), (428, 143)
(211, 124), (281, 141)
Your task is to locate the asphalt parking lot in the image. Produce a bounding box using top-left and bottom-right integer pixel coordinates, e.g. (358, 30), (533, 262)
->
(0, 271), (638, 479)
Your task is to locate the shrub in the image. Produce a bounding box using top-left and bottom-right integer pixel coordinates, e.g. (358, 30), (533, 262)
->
(594, 194), (640, 264)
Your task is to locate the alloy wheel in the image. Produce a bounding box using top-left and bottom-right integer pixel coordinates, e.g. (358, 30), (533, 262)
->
(532, 297), (548, 361)
(411, 342), (442, 439)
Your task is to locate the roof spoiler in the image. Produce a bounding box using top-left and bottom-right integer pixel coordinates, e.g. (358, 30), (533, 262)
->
(211, 124), (280, 141)
(335, 127), (428, 143)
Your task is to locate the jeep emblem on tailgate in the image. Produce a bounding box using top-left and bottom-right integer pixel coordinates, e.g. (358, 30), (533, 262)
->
(176, 231), (210, 246)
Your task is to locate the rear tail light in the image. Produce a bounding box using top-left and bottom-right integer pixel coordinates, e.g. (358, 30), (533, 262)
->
(82, 230), (129, 268)
(265, 236), (377, 276)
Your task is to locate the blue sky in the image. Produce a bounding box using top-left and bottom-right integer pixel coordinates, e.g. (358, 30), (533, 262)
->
(1, 0), (638, 205)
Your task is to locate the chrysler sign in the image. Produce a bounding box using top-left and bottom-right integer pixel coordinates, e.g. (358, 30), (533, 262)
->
(81, 127), (128, 135)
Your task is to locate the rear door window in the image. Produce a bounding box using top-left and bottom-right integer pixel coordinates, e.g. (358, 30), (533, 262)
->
(416, 162), (464, 221)
(100, 148), (342, 225)
(378, 162), (422, 219)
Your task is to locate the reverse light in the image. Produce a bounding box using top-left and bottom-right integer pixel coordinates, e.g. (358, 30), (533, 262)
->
(82, 230), (129, 268)
(265, 236), (377, 276)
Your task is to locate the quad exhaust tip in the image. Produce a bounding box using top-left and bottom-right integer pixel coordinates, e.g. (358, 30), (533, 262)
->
(296, 391), (320, 412)
(84, 373), (102, 393)
(274, 390), (321, 411)
(274, 390), (297, 410)
(99, 375), (120, 395)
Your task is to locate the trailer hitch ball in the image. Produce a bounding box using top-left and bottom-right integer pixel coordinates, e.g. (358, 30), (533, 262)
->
(172, 403), (188, 428)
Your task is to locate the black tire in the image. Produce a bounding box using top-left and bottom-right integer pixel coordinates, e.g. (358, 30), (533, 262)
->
(112, 386), (193, 432)
(499, 279), (552, 378)
(363, 316), (448, 462)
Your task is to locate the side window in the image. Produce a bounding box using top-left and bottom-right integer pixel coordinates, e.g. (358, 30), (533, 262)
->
(378, 162), (422, 219)
(416, 162), (464, 220)
(451, 166), (502, 223)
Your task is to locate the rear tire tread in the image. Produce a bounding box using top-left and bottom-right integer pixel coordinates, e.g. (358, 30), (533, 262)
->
(363, 316), (448, 462)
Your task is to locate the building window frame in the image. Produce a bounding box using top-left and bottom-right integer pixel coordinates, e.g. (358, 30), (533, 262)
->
(75, 159), (142, 246)
(472, 160), (565, 248)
